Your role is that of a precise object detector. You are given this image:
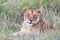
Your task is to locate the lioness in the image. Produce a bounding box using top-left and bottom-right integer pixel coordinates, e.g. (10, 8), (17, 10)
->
(19, 7), (53, 37)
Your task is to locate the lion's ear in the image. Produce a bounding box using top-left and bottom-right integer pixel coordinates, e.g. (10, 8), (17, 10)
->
(23, 7), (30, 13)
(36, 9), (41, 13)
(36, 7), (44, 16)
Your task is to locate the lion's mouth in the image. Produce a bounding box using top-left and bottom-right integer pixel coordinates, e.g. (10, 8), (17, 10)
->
(30, 21), (33, 24)
(27, 21), (33, 24)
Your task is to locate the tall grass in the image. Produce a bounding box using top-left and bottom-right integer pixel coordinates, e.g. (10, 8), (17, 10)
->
(0, 0), (60, 40)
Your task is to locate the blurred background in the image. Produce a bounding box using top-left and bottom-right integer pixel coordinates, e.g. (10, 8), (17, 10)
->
(0, 0), (60, 40)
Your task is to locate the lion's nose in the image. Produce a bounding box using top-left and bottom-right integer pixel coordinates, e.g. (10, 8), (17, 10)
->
(30, 19), (33, 22)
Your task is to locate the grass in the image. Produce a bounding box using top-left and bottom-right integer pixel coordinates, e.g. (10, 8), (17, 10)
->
(0, 0), (60, 40)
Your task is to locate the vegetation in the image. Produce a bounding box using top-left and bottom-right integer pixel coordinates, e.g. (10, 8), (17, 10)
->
(0, 0), (60, 40)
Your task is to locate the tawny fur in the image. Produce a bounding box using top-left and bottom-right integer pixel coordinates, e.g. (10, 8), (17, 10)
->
(20, 7), (53, 36)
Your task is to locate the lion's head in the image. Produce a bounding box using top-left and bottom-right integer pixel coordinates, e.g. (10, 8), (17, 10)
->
(23, 7), (42, 24)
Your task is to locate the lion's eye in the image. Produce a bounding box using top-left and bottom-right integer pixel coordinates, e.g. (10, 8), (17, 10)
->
(34, 15), (36, 17)
(33, 15), (37, 20)
(28, 13), (30, 15)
